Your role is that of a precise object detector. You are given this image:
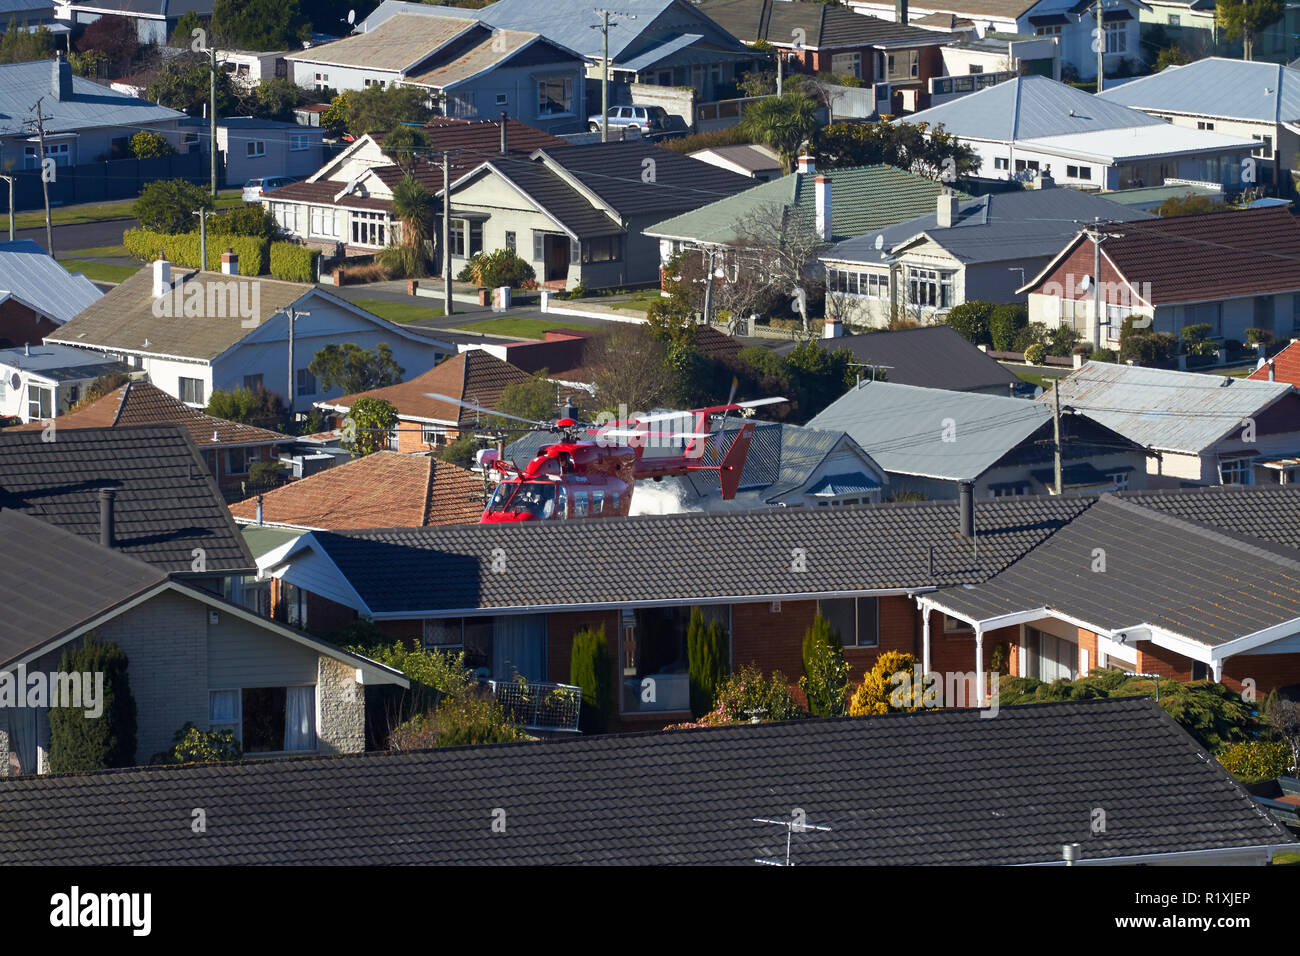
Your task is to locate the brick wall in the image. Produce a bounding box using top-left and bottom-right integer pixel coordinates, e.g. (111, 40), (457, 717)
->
(545, 610), (619, 686)
(1222, 654), (1300, 697)
(0, 298), (58, 348)
(1135, 642), (1195, 682)
(317, 655), (365, 754)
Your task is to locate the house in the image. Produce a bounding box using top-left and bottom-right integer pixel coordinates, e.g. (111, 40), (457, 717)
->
(820, 186), (1152, 330)
(0, 242), (103, 349)
(180, 116), (325, 188)
(847, 0), (1149, 82)
(773, 325), (1022, 396)
(0, 0), (59, 34)
(1042, 362), (1300, 488)
(0, 344), (128, 423)
(0, 57), (187, 171)
(53, 0), (212, 45)
(258, 494), (1096, 721)
(1096, 58), (1300, 192)
(262, 116), (573, 257)
(807, 380), (1150, 498)
(1251, 339), (1300, 389)
(1140, 1), (1300, 66)
(903, 74), (1258, 190)
(697, 0), (951, 113)
(931, 31), (1061, 105)
(1101, 181), (1224, 214)
(0, 696), (1291, 864)
(286, 13), (590, 133)
(687, 143), (782, 181)
(44, 261), (455, 413)
(442, 141), (755, 289)
(228, 451), (485, 530)
(1021, 206), (1300, 350)
(5, 380), (284, 490)
(923, 486), (1300, 698)
(645, 156), (968, 273)
(358, 0), (763, 104)
(461, 327), (599, 378)
(316, 349), (531, 452)
(0, 507), (406, 775)
(215, 48), (291, 91)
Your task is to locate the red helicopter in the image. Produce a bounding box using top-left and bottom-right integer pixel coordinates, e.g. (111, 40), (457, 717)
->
(423, 391), (787, 523)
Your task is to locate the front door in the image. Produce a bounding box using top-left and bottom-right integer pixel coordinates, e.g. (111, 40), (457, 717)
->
(544, 234), (569, 283)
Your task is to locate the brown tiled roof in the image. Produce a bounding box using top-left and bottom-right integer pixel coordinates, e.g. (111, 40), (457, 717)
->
(288, 14), (482, 72)
(693, 326), (743, 360)
(1249, 340), (1300, 385)
(264, 179), (395, 211)
(229, 452), (483, 529)
(1079, 206), (1300, 305)
(9, 381), (284, 448)
(323, 350), (531, 426)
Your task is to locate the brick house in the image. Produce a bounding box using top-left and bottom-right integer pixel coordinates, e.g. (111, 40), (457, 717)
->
(0, 241), (103, 349)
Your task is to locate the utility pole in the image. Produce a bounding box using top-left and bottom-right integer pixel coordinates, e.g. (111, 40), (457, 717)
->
(1053, 381), (1063, 495)
(593, 9), (636, 144)
(1081, 218), (1123, 351)
(442, 151), (453, 316)
(209, 45), (218, 197)
(27, 97), (53, 256)
(0, 174), (14, 241)
(1095, 0), (1104, 93)
(194, 208), (209, 270)
(776, 50), (784, 96)
(277, 306), (310, 413)
(701, 247), (716, 327)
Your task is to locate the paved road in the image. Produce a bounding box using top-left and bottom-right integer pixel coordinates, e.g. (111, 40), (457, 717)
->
(10, 216), (135, 255)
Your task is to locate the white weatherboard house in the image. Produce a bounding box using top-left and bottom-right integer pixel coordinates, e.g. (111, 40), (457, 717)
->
(903, 74), (1258, 190)
(45, 262), (454, 413)
(0, 344), (130, 423)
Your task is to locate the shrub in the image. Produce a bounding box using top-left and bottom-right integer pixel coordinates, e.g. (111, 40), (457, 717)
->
(1181, 323), (1213, 350)
(1216, 740), (1292, 780)
(123, 228), (269, 275)
(570, 625), (612, 733)
(211, 203), (280, 239)
(568, 282), (588, 299)
(377, 242), (427, 280)
(687, 607), (728, 718)
(132, 179), (213, 234)
(151, 722), (242, 765)
(944, 300), (994, 345)
(130, 130), (174, 158)
(1118, 314), (1178, 364)
(269, 242), (318, 283)
(679, 664), (803, 726)
(387, 690), (527, 749)
(249, 460), (290, 485)
(800, 614), (850, 718)
(849, 651), (922, 716)
(1245, 327), (1274, 346)
(1012, 321), (1051, 353)
(437, 433), (478, 468)
(206, 385), (284, 425)
(1047, 322), (1078, 357)
(1023, 342), (1046, 364)
(457, 248), (535, 289)
(48, 635), (137, 772)
(1091, 347), (1118, 363)
(989, 303), (1027, 352)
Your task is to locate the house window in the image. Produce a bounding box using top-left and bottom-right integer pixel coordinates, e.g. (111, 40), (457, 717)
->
(246, 140), (266, 158)
(351, 210), (386, 247)
(816, 597), (879, 647)
(387, 428), (401, 451)
(496, 93), (508, 106)
(296, 368), (316, 396)
(1066, 165), (1091, 180)
(422, 424), (446, 445)
(1104, 21), (1127, 54)
(1168, 13), (1180, 25)
(582, 235), (623, 263)
(1108, 471), (1130, 490)
(235, 686), (317, 753)
(179, 377), (205, 405)
(994, 157), (1009, 170)
(619, 605), (729, 714)
(831, 51), (861, 79)
(886, 50), (919, 82)
(907, 268), (954, 309)
(1024, 627), (1076, 682)
(309, 205), (339, 239)
(505, 231), (516, 252)
(1198, 120), (1215, 131)
(1219, 458), (1254, 485)
(26, 384), (51, 421)
(226, 447), (256, 475)
(1035, 24), (1062, 37)
(1252, 134), (1274, 158)
(449, 219), (466, 257)
(991, 483), (1029, 497)
(943, 614), (973, 634)
(24, 141), (70, 169)
(243, 374), (263, 391)
(289, 133), (309, 151)
(422, 616), (546, 680)
(538, 76), (574, 116)
(448, 92), (477, 118)
(1014, 159), (1040, 173)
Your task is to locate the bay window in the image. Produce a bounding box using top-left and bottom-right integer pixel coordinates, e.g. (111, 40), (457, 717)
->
(538, 76), (575, 116)
(351, 210), (386, 247)
(907, 268), (954, 309)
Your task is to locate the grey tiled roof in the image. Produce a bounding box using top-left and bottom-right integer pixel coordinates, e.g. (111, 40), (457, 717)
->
(0, 425), (255, 574)
(0, 697), (1288, 864)
(295, 494), (1095, 614)
(1116, 485), (1300, 550)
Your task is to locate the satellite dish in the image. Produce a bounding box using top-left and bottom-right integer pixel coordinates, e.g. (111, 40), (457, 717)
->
(347, 9), (355, 23)
(1078, 274), (1091, 291)
(874, 234), (883, 251)
(8, 373), (18, 391)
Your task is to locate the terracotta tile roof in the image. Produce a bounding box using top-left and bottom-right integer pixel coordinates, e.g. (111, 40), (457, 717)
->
(322, 350), (531, 427)
(1080, 206), (1300, 305)
(9, 381), (284, 448)
(693, 326), (743, 360)
(228, 452), (483, 529)
(1249, 340), (1300, 385)
(263, 179), (395, 211)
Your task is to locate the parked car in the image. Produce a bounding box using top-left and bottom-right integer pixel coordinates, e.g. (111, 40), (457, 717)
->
(242, 176), (299, 202)
(587, 105), (670, 134)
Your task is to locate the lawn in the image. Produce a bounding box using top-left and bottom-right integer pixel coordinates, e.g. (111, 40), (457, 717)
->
(58, 259), (140, 283)
(9, 190), (242, 230)
(64, 244), (130, 258)
(350, 298), (444, 324)
(584, 289), (661, 313)
(452, 316), (581, 339)
(1274, 851), (1300, 865)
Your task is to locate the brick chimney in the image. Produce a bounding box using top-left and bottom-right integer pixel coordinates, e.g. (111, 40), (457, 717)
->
(221, 248), (239, 275)
(152, 256), (172, 298)
(815, 175), (831, 240)
(796, 155), (815, 174)
(936, 188), (959, 228)
(52, 52), (73, 101)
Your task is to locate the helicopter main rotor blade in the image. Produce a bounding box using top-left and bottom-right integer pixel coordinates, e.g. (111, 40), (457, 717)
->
(423, 392), (548, 427)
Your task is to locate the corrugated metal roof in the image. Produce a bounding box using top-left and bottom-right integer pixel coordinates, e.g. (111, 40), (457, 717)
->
(905, 75), (1166, 142)
(1097, 57), (1300, 124)
(0, 241), (102, 323)
(807, 380), (1050, 481)
(0, 59), (183, 139)
(618, 33), (704, 72)
(1044, 361), (1294, 455)
(1018, 124), (1256, 163)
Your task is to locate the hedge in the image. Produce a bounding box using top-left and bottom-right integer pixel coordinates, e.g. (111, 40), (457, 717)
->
(124, 228), (269, 276)
(1217, 740), (1292, 780)
(269, 242), (319, 283)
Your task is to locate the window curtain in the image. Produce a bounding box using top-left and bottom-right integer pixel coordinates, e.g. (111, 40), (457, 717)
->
(3, 703), (36, 775)
(209, 690), (239, 725)
(492, 615), (545, 682)
(284, 686), (317, 751)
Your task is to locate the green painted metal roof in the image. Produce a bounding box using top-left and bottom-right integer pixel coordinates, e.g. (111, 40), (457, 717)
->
(643, 165), (969, 246)
(240, 525), (304, 558)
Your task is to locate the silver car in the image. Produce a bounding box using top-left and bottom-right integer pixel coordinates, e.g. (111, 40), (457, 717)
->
(587, 104), (669, 134)
(242, 176), (298, 202)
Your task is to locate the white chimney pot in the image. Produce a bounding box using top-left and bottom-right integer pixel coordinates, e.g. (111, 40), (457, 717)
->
(152, 257), (171, 298)
(815, 174), (831, 241)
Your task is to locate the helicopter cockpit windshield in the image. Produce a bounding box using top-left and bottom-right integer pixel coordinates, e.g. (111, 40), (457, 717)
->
(487, 481), (557, 519)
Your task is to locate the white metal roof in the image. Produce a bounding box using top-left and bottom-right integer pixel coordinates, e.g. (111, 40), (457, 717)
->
(1018, 124), (1258, 164)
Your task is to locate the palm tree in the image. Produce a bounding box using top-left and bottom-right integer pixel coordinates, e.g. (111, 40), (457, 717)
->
(385, 174), (436, 278)
(738, 93), (820, 174)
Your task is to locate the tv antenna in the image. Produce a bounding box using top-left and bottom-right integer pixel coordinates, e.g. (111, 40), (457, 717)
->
(752, 815), (832, 866)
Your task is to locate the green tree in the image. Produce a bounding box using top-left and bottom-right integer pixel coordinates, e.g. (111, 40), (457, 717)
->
(739, 92), (820, 173)
(380, 174), (436, 278)
(437, 433), (478, 468)
(1216, 0), (1285, 59)
(0, 20), (56, 63)
(206, 385), (285, 425)
(382, 124), (429, 175)
(132, 178), (214, 234)
(1155, 193), (1229, 217)
(343, 84), (437, 137)
(130, 131), (175, 159)
(254, 77), (304, 122)
(496, 371), (558, 426)
(570, 625), (612, 733)
(321, 91), (351, 136)
(170, 10), (205, 47)
(146, 53), (239, 116)
(687, 607), (729, 718)
(1264, 693), (1300, 775)
(799, 614), (850, 718)
(48, 636), (138, 772)
(342, 396), (399, 457)
(211, 0), (307, 51)
(944, 300), (995, 345)
(309, 342), (404, 394)
(68, 49), (108, 77)
(783, 340), (854, 422)
(209, 202), (280, 238)
(815, 120), (977, 180)
(74, 14), (138, 70)
(1154, 45), (1191, 71)
(989, 303), (1028, 352)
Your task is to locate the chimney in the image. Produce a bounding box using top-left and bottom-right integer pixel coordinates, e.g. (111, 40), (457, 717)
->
(936, 188), (959, 228)
(152, 256), (172, 298)
(823, 314), (842, 338)
(52, 52), (72, 101)
(796, 154), (815, 175)
(958, 480), (974, 539)
(1269, 360), (1277, 382)
(221, 247), (239, 275)
(896, 0), (908, 25)
(1035, 172), (1056, 190)
(815, 175), (831, 241)
(256, 494), (264, 526)
(99, 488), (116, 548)
(500, 111), (508, 154)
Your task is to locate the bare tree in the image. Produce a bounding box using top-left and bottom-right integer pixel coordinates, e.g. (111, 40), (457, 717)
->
(711, 246), (775, 335)
(1266, 695), (1300, 775)
(730, 202), (829, 332)
(591, 325), (676, 414)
